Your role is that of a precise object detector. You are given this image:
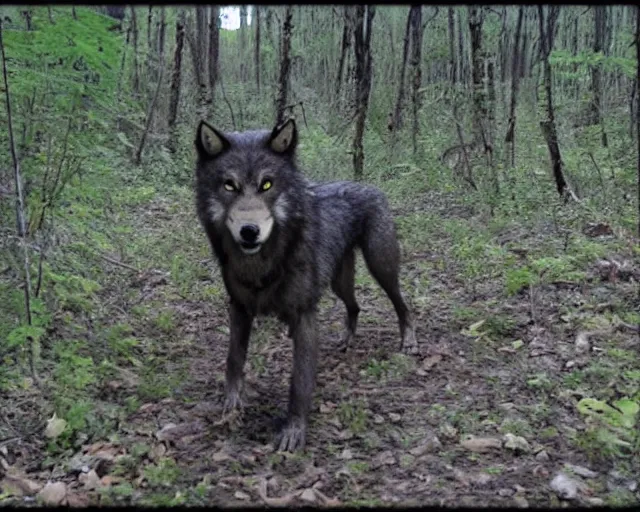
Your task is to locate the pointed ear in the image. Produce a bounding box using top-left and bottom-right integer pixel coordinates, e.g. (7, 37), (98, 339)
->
(195, 121), (229, 158)
(268, 118), (297, 154)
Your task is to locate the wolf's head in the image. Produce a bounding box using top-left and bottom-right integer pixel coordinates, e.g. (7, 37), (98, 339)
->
(194, 119), (299, 256)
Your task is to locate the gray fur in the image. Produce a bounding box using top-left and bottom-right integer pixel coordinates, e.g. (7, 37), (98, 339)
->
(194, 119), (417, 452)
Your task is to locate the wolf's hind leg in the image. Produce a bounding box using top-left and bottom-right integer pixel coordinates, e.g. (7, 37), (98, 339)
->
(331, 251), (360, 351)
(361, 216), (418, 355)
(223, 301), (253, 414)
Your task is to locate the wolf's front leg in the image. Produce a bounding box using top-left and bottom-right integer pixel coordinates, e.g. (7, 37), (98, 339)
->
(223, 301), (253, 414)
(278, 312), (318, 452)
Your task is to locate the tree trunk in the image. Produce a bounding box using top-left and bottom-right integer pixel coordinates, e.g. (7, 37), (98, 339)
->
(130, 7), (140, 95)
(448, 7), (457, 84)
(158, 7), (166, 62)
(254, 7), (261, 93)
(239, 6), (248, 82)
(393, 9), (412, 132)
(468, 6), (487, 148)
(48, 6), (55, 24)
(195, 7), (208, 86)
(147, 6), (153, 54)
(186, 21), (208, 119)
(135, 65), (165, 166)
(589, 6), (608, 147)
(72, 6), (77, 20)
(409, 6), (422, 156)
(168, 10), (185, 153)
(208, 7), (220, 101)
(457, 9), (466, 86)
(275, 6), (294, 125)
(505, 6), (524, 168)
(538, 6), (574, 200)
(335, 7), (353, 106)
(352, 5), (375, 180)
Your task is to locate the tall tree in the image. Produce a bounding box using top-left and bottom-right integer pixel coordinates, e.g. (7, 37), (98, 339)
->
(254, 6), (261, 93)
(275, 6), (294, 125)
(505, 6), (524, 168)
(167, 9), (185, 153)
(468, 6), (488, 151)
(239, 6), (248, 82)
(208, 6), (220, 101)
(393, 9), (411, 134)
(130, 6), (140, 95)
(196, 6), (207, 79)
(448, 7), (457, 84)
(538, 6), (575, 200)
(589, 5), (608, 147)
(352, 5), (376, 179)
(409, 6), (422, 155)
(335, 7), (353, 106)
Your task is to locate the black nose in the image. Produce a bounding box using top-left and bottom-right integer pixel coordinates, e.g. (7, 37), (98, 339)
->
(240, 224), (260, 243)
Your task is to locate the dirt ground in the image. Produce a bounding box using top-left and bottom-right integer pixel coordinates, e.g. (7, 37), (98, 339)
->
(1, 191), (639, 508)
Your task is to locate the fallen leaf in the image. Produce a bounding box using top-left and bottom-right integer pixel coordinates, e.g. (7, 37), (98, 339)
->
(44, 414), (67, 439)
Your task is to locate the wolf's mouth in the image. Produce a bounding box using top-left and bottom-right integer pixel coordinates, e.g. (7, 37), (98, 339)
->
(239, 241), (262, 255)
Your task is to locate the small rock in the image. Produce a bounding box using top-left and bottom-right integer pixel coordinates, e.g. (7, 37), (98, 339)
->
(373, 414), (384, 424)
(503, 433), (531, 454)
(155, 423), (177, 441)
(149, 443), (167, 462)
(514, 496), (529, 508)
(0, 473), (43, 496)
(498, 488), (514, 497)
(440, 423), (458, 440)
(389, 413), (402, 423)
(565, 360), (575, 369)
(339, 449), (353, 460)
(373, 450), (396, 468)
(575, 332), (590, 354)
(514, 484), (526, 494)
(587, 497), (604, 506)
(469, 472), (492, 487)
(212, 450), (232, 462)
(409, 436), (442, 456)
(234, 490), (250, 500)
(564, 464), (598, 479)
(79, 470), (101, 491)
(535, 450), (550, 462)
(65, 491), (90, 507)
(460, 435), (502, 453)
(300, 488), (316, 503)
(550, 473), (579, 500)
(38, 481), (67, 506)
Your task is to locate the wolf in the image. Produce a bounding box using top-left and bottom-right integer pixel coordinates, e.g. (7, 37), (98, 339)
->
(194, 118), (418, 452)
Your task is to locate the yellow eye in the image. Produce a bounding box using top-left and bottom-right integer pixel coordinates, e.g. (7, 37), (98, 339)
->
(224, 181), (236, 192)
(261, 180), (272, 191)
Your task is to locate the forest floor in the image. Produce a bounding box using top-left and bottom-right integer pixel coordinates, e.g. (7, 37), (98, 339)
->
(2, 178), (639, 507)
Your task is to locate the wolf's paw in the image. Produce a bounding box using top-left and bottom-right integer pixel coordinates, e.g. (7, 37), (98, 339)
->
(336, 330), (355, 352)
(400, 328), (419, 355)
(222, 388), (245, 415)
(276, 418), (307, 452)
